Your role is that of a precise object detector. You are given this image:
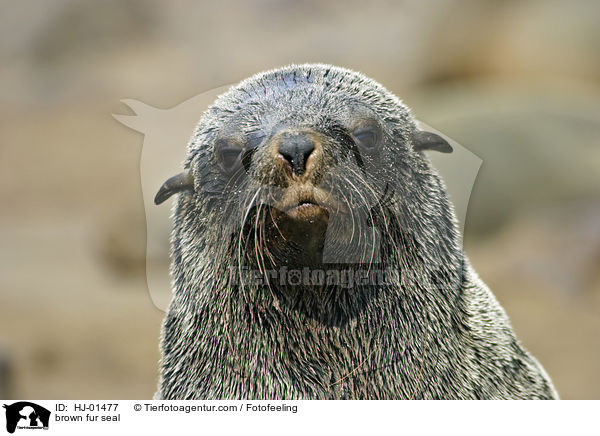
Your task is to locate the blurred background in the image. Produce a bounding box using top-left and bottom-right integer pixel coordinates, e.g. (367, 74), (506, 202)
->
(0, 0), (598, 399)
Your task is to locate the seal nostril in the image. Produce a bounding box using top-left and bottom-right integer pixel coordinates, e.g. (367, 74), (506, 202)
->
(278, 133), (315, 176)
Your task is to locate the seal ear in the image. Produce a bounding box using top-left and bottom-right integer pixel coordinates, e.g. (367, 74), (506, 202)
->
(412, 130), (453, 153)
(154, 171), (194, 205)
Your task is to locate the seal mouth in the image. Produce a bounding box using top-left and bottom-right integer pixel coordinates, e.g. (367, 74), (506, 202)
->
(270, 184), (339, 222)
(284, 201), (329, 220)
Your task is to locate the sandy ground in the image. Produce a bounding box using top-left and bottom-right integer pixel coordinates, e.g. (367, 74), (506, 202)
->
(0, 105), (162, 399)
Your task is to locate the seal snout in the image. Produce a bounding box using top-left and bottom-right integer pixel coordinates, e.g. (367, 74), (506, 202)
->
(277, 132), (315, 176)
(272, 129), (322, 178)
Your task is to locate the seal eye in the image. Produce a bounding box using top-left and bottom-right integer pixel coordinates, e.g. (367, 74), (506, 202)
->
(215, 138), (244, 174)
(351, 123), (381, 152)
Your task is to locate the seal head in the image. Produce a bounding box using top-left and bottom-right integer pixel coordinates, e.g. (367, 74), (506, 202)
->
(156, 64), (452, 268)
(154, 64), (557, 400)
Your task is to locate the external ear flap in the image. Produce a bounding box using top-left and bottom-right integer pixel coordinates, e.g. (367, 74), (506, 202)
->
(412, 130), (453, 153)
(154, 171), (194, 205)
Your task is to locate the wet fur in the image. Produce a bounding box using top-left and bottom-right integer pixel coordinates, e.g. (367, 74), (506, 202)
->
(156, 64), (558, 399)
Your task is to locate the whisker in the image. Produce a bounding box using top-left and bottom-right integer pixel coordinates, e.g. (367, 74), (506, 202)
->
(344, 175), (376, 267)
(226, 185), (262, 377)
(258, 205), (279, 309)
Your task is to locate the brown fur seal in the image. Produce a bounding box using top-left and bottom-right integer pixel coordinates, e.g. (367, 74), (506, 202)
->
(154, 64), (558, 399)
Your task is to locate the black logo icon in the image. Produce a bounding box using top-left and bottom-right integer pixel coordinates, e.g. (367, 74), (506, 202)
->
(3, 402), (50, 434)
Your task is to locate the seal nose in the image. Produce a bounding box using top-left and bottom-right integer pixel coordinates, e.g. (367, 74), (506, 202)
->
(278, 133), (315, 176)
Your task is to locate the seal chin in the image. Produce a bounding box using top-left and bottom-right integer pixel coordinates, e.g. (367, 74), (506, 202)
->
(265, 198), (330, 265)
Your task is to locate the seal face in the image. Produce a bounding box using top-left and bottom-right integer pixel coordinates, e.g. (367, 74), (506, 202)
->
(154, 64), (558, 400)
